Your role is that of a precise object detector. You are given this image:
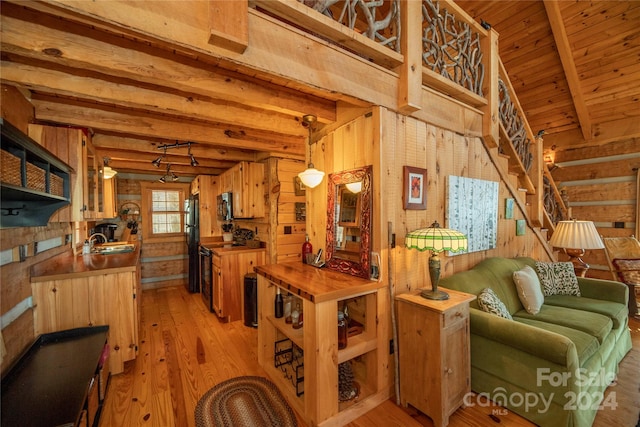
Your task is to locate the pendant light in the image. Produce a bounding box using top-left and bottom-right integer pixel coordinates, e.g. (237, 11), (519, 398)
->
(102, 157), (117, 179)
(297, 114), (325, 189)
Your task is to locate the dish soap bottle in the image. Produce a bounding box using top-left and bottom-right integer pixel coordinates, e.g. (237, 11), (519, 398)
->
(83, 239), (91, 255)
(302, 234), (312, 264)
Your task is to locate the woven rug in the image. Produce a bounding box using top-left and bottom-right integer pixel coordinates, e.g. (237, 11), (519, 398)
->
(195, 376), (297, 427)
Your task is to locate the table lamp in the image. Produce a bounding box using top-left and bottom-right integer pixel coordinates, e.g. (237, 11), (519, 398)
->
(548, 219), (604, 277)
(405, 221), (468, 300)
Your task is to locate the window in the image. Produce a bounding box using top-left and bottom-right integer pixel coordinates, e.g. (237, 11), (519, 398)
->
(140, 182), (189, 241)
(151, 190), (182, 234)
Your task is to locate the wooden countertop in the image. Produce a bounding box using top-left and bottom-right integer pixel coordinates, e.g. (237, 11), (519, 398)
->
(395, 287), (476, 312)
(31, 246), (140, 282)
(201, 243), (266, 256)
(254, 262), (384, 303)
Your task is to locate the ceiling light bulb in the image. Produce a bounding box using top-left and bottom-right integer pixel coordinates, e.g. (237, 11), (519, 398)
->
(158, 175), (166, 183)
(152, 156), (163, 167)
(171, 172), (179, 182)
(190, 155), (199, 167)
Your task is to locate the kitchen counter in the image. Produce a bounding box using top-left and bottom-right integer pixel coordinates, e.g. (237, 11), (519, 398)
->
(254, 262), (381, 303)
(31, 245), (140, 282)
(201, 243), (266, 256)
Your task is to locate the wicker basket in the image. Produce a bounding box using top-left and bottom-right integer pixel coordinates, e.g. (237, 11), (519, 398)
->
(50, 174), (64, 197)
(1, 149), (22, 186)
(26, 162), (46, 192)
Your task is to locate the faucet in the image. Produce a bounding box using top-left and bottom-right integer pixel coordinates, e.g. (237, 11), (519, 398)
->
(89, 233), (107, 248)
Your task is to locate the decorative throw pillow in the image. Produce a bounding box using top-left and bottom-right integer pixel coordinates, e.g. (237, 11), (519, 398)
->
(512, 265), (544, 314)
(535, 261), (580, 296)
(477, 288), (512, 320)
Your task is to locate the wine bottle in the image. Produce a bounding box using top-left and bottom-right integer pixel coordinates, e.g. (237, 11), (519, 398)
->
(302, 234), (312, 264)
(274, 288), (284, 318)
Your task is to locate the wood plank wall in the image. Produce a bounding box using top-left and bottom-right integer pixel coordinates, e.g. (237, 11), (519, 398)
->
(551, 139), (640, 280)
(308, 107), (553, 301)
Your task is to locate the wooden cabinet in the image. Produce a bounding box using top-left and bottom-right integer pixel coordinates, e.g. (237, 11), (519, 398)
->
(396, 288), (476, 427)
(229, 161), (265, 218)
(32, 265), (140, 375)
(256, 263), (390, 427)
(83, 136), (105, 219)
(211, 247), (265, 322)
(193, 175), (218, 237)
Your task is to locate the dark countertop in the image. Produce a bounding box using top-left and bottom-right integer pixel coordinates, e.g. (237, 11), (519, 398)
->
(31, 245), (140, 282)
(1, 326), (108, 427)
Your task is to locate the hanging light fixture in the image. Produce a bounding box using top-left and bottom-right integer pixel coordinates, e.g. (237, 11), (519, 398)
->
(297, 114), (325, 189)
(188, 142), (199, 167)
(152, 146), (166, 168)
(158, 163), (174, 183)
(102, 157), (117, 179)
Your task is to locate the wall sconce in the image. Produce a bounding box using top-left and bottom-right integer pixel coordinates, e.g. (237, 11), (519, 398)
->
(102, 157), (117, 179)
(297, 114), (325, 189)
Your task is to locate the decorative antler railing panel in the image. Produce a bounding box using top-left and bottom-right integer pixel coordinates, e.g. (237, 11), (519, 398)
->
(254, 0), (403, 69)
(421, 0), (484, 97)
(498, 78), (533, 173)
(300, 0), (401, 52)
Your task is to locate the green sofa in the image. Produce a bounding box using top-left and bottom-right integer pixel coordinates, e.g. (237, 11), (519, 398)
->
(439, 257), (632, 427)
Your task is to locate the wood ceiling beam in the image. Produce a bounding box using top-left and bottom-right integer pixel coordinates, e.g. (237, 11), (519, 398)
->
(92, 134), (257, 163)
(0, 4), (336, 124)
(31, 96), (306, 156)
(543, 0), (591, 141)
(0, 60), (307, 137)
(544, 116), (640, 151)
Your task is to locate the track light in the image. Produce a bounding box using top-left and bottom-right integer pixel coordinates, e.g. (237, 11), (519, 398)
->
(188, 142), (199, 167)
(152, 147), (167, 167)
(158, 175), (166, 183)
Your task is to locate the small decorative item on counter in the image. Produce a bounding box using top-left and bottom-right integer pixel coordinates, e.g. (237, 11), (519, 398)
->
(274, 288), (283, 318)
(83, 240), (91, 255)
(284, 294), (293, 323)
(338, 361), (359, 402)
(338, 311), (348, 349)
(302, 234), (312, 264)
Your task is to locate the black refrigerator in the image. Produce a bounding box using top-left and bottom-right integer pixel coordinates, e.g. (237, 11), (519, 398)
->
(186, 194), (200, 293)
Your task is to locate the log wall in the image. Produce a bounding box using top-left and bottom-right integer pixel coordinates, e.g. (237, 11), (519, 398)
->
(551, 139), (640, 279)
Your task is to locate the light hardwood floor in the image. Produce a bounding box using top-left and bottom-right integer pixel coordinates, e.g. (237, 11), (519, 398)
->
(100, 285), (640, 427)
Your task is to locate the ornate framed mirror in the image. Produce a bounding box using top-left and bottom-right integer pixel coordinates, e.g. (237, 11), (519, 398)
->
(325, 165), (372, 278)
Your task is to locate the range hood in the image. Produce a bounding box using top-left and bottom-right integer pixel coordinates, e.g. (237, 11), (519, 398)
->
(1, 119), (71, 228)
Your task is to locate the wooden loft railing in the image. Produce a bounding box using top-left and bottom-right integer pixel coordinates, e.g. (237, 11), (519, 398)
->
(255, 0), (566, 234)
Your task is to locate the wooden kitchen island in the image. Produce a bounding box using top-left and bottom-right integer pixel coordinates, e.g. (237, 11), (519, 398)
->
(255, 262), (390, 427)
(30, 246), (141, 375)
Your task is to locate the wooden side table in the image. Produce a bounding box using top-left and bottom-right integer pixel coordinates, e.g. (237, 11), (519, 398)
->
(396, 287), (476, 427)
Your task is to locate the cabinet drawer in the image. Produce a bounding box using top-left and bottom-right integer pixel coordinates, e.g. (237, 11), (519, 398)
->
(443, 304), (468, 328)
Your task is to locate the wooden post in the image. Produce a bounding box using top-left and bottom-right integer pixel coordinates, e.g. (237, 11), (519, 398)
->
(208, 0), (248, 53)
(481, 28), (499, 148)
(397, 0), (423, 114)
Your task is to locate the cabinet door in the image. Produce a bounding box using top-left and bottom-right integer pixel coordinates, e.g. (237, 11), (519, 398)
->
(442, 319), (470, 412)
(32, 279), (90, 336)
(102, 272), (137, 374)
(212, 260), (223, 316)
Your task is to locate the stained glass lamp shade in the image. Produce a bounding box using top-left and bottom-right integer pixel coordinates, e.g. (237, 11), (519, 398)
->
(405, 221), (468, 300)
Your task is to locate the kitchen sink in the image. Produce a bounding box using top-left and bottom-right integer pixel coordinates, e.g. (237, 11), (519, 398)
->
(91, 242), (136, 254)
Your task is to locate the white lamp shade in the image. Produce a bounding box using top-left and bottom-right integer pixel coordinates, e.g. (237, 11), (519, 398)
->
(298, 168), (325, 188)
(405, 225), (468, 253)
(549, 220), (604, 250)
(103, 166), (117, 179)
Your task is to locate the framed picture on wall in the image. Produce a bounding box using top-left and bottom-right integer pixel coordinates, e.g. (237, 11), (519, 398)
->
(505, 198), (514, 219)
(294, 176), (306, 196)
(403, 166), (427, 210)
(516, 219), (526, 236)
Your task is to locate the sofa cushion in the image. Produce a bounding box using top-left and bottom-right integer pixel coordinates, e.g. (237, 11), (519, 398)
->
(513, 265), (544, 314)
(535, 261), (580, 296)
(544, 295), (627, 330)
(514, 317), (600, 365)
(513, 305), (612, 344)
(477, 288), (513, 319)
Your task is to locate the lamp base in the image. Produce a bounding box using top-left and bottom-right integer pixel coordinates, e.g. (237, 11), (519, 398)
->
(420, 289), (450, 300)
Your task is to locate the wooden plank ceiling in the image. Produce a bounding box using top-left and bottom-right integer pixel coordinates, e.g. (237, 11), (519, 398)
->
(1, 1), (639, 178)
